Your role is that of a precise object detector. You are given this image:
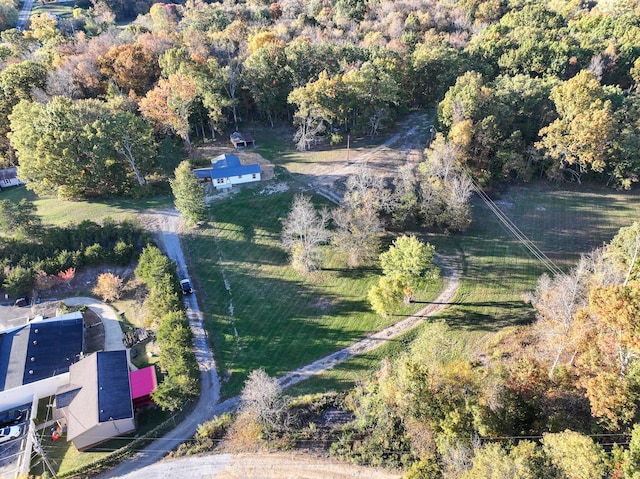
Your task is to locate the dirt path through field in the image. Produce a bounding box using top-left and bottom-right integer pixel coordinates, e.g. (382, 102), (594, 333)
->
(307, 111), (434, 203)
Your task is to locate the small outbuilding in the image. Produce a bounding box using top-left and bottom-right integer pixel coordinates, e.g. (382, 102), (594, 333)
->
(230, 132), (255, 149)
(130, 365), (158, 409)
(0, 168), (24, 190)
(193, 153), (261, 190)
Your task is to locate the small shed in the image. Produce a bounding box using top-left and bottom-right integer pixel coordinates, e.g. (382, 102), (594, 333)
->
(230, 132), (255, 149)
(0, 168), (24, 190)
(130, 365), (157, 409)
(193, 153), (261, 190)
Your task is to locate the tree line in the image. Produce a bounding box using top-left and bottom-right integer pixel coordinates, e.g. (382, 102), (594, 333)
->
(0, 201), (142, 296)
(0, 0), (639, 197)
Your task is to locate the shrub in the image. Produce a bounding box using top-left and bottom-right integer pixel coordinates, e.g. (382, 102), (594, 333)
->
(92, 273), (124, 302)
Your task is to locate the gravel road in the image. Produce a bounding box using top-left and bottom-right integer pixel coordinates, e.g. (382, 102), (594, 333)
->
(101, 210), (221, 479)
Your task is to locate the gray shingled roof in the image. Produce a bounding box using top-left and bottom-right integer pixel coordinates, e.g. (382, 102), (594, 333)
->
(62, 350), (133, 442)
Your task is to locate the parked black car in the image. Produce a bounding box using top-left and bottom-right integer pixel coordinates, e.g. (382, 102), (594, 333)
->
(180, 279), (193, 295)
(0, 409), (26, 428)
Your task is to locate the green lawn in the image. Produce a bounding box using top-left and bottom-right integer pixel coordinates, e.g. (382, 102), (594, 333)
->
(30, 1), (84, 19)
(283, 182), (640, 395)
(424, 182), (640, 332)
(0, 186), (172, 225)
(182, 188), (442, 397)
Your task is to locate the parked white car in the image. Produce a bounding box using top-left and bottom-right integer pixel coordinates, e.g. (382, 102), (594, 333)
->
(0, 425), (22, 444)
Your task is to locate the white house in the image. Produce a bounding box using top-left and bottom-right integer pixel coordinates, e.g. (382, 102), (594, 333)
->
(193, 153), (261, 190)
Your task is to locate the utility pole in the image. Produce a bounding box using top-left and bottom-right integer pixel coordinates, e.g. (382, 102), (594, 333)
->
(346, 134), (351, 164)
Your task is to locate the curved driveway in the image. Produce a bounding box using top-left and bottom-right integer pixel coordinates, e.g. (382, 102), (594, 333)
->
(101, 210), (221, 479)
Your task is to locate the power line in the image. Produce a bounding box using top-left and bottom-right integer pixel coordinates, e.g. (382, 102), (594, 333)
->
(466, 173), (563, 277)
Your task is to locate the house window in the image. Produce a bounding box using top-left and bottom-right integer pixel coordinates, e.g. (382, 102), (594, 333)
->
(238, 175), (242, 179)
(217, 178), (224, 184)
(252, 174), (257, 179)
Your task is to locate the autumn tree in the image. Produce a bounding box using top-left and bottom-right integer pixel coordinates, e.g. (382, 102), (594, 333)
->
(92, 272), (124, 302)
(331, 167), (389, 267)
(541, 431), (608, 479)
(170, 161), (206, 227)
(287, 71), (336, 151)
(537, 70), (618, 184)
(416, 138), (473, 232)
(459, 441), (543, 479)
(98, 43), (160, 95)
(281, 194), (329, 272)
(527, 256), (591, 377)
(606, 221), (640, 284)
(139, 73), (198, 152)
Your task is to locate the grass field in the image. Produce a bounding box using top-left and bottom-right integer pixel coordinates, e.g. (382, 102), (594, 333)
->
(427, 182), (640, 331)
(182, 187), (443, 397)
(0, 186), (172, 225)
(283, 181), (640, 394)
(30, 2), (81, 19)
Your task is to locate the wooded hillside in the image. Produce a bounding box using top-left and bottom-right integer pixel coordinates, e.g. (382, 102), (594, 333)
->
(1, 0), (640, 197)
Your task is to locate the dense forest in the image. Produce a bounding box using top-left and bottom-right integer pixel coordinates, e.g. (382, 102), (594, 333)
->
(3, 0), (640, 477)
(1, 0), (640, 197)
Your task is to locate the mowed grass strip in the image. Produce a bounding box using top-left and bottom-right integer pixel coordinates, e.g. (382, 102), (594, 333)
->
(1, 186), (172, 226)
(183, 189), (442, 397)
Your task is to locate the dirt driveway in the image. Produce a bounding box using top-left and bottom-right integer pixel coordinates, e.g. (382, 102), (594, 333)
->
(116, 452), (402, 479)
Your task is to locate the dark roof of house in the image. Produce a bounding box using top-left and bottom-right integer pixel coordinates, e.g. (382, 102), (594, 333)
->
(97, 350), (133, 422)
(61, 350), (133, 441)
(0, 313), (84, 391)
